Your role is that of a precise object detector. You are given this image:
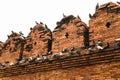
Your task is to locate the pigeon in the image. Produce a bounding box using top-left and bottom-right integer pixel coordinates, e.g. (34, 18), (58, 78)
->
(63, 13), (66, 17)
(77, 15), (81, 20)
(19, 31), (24, 35)
(96, 3), (99, 10)
(89, 13), (92, 18)
(117, 1), (120, 4)
(35, 21), (39, 24)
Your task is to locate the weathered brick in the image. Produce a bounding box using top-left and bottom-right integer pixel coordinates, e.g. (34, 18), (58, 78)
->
(52, 15), (89, 54)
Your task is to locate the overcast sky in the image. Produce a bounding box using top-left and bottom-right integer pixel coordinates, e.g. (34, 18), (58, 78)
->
(0, 0), (118, 42)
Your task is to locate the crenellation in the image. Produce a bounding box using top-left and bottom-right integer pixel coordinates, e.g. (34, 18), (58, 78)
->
(0, 1), (119, 80)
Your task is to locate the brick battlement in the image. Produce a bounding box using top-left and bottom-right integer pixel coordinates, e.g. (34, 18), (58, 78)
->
(0, 2), (120, 80)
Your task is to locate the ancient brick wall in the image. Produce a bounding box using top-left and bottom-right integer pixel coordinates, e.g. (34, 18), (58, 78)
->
(0, 23), (52, 65)
(23, 23), (52, 58)
(89, 2), (120, 45)
(52, 15), (89, 54)
(1, 62), (120, 80)
(0, 32), (24, 64)
(0, 1), (119, 80)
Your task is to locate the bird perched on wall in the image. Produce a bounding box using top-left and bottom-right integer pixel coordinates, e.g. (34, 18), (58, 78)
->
(117, 1), (120, 4)
(11, 30), (14, 34)
(63, 13), (66, 17)
(19, 31), (24, 36)
(30, 27), (33, 30)
(96, 3), (99, 10)
(89, 13), (92, 18)
(56, 21), (61, 27)
(45, 24), (49, 30)
(40, 22), (43, 24)
(35, 21), (39, 24)
(77, 15), (81, 20)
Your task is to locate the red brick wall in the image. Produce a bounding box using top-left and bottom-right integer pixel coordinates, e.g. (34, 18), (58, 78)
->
(23, 23), (52, 57)
(52, 15), (88, 54)
(0, 23), (52, 64)
(1, 62), (120, 80)
(0, 32), (23, 63)
(89, 2), (120, 44)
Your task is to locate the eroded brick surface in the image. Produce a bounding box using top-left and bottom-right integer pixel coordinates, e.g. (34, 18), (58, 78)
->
(0, 2), (119, 80)
(89, 2), (120, 44)
(0, 32), (24, 64)
(1, 62), (120, 80)
(23, 23), (52, 58)
(52, 15), (89, 54)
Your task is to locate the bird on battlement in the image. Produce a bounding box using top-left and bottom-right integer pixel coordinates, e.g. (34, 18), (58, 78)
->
(35, 21), (39, 24)
(77, 15), (81, 20)
(96, 3), (99, 10)
(89, 13), (92, 18)
(11, 30), (14, 34)
(19, 31), (24, 36)
(40, 22), (43, 24)
(117, 1), (120, 4)
(7, 35), (10, 38)
(45, 24), (48, 29)
(63, 13), (66, 17)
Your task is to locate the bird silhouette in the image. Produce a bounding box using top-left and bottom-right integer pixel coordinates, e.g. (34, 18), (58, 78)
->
(117, 1), (120, 4)
(35, 21), (39, 24)
(40, 22), (43, 24)
(30, 27), (33, 30)
(19, 31), (24, 35)
(45, 24), (48, 30)
(89, 13), (92, 18)
(77, 15), (81, 20)
(45, 24), (47, 28)
(63, 13), (66, 17)
(11, 30), (14, 34)
(96, 3), (99, 10)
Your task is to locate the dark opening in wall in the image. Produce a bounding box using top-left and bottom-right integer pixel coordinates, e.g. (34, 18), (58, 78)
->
(34, 42), (37, 45)
(106, 22), (111, 28)
(65, 32), (69, 38)
(9, 48), (12, 52)
(84, 28), (89, 48)
(48, 39), (52, 52)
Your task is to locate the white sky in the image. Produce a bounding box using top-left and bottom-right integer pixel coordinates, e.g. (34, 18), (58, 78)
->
(0, 0), (118, 42)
